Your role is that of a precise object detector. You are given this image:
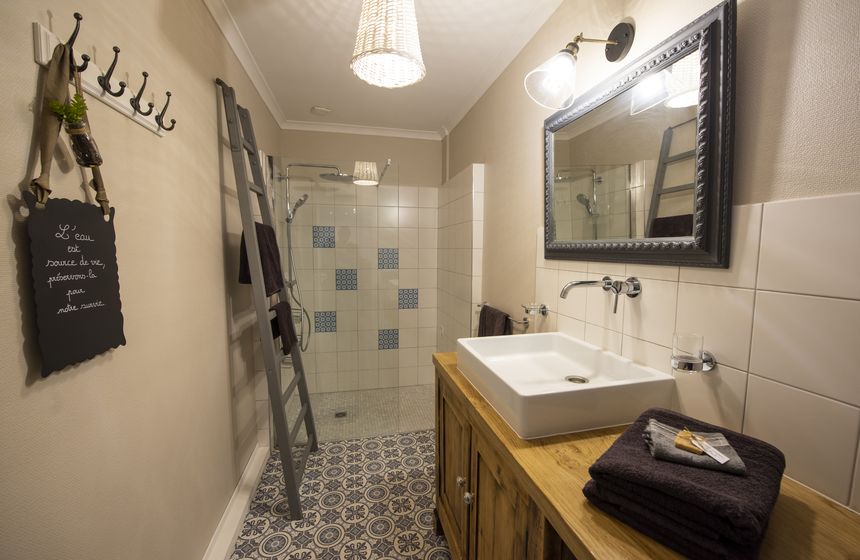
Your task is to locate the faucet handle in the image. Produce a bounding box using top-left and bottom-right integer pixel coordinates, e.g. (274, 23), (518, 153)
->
(608, 277), (641, 314)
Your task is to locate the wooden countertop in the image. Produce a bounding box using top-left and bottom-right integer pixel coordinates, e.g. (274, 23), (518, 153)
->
(433, 352), (860, 560)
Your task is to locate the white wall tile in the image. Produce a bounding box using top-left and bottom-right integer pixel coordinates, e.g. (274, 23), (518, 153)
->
(558, 315), (585, 338)
(398, 227), (419, 249)
(673, 364), (747, 431)
(399, 207), (419, 228)
(378, 206), (398, 228)
(680, 204), (762, 289)
(359, 370), (379, 390)
(377, 185), (398, 207)
(758, 193), (860, 299)
(621, 336), (672, 375)
(744, 375), (860, 504)
(419, 187), (438, 208)
(556, 270), (587, 320)
(356, 206), (377, 227)
(355, 185), (377, 206)
(675, 283), (755, 371)
(622, 279), (678, 348)
(533, 311), (558, 334)
(418, 208), (438, 228)
(626, 264), (679, 282)
(399, 186), (419, 207)
(587, 261), (627, 276)
(584, 324), (622, 354)
(585, 274), (625, 332)
(750, 291), (860, 406)
(535, 268), (559, 315)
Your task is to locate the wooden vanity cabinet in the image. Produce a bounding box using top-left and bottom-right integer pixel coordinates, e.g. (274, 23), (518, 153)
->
(436, 366), (556, 560)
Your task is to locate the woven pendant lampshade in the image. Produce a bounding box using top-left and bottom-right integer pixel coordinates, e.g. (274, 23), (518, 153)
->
(353, 161), (379, 186)
(351, 0), (426, 88)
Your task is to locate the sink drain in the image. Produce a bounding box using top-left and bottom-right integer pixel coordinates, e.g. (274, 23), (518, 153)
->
(565, 375), (590, 384)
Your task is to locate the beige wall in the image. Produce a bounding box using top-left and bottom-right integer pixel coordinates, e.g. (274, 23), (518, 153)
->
(0, 1), (281, 559)
(280, 130), (442, 189)
(447, 0), (860, 316)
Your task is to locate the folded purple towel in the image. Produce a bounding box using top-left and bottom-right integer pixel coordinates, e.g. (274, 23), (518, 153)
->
(583, 408), (785, 557)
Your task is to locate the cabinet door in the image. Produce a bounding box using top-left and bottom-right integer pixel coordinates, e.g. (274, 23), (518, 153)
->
(436, 376), (471, 559)
(469, 430), (528, 560)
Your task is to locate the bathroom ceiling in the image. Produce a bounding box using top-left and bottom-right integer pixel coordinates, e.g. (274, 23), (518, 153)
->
(210, 0), (564, 139)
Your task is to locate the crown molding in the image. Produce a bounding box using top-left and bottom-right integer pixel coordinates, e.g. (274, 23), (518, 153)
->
(203, 0), (287, 125)
(282, 120), (443, 141)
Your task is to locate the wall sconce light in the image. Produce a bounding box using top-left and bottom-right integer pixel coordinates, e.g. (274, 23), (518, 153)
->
(524, 23), (634, 111)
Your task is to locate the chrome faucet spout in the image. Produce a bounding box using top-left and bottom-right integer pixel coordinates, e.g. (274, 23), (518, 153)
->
(559, 276), (612, 298)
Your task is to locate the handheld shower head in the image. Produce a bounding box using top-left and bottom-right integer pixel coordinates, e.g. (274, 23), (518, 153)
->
(576, 193), (597, 216)
(287, 193), (309, 223)
(293, 193), (309, 210)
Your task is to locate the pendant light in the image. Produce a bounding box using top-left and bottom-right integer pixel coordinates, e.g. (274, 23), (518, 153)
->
(351, 0), (426, 89)
(353, 161), (380, 186)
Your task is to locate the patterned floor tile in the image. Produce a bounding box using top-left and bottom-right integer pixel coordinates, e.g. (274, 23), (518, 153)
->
(230, 430), (450, 560)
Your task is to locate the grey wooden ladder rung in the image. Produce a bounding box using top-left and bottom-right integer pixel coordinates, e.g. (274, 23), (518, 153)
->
(216, 78), (318, 521)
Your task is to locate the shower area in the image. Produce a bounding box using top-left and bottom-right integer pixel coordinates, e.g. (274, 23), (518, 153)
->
(263, 157), (440, 443)
(552, 164), (632, 240)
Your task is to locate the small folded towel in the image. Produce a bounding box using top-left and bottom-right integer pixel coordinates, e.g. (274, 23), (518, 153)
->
(584, 408), (785, 556)
(650, 214), (694, 237)
(270, 301), (298, 355)
(239, 222), (284, 296)
(477, 305), (512, 337)
(644, 418), (748, 475)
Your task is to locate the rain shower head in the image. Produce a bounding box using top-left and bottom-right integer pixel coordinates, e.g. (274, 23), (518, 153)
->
(319, 172), (356, 183)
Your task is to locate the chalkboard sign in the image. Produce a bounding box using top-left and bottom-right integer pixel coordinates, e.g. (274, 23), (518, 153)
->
(24, 192), (125, 376)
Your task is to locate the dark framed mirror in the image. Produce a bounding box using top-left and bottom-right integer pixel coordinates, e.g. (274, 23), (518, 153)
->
(544, 0), (735, 267)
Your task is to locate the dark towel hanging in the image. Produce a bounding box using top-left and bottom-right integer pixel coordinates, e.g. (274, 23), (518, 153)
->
(239, 222), (284, 296)
(270, 301), (298, 355)
(478, 305), (512, 337)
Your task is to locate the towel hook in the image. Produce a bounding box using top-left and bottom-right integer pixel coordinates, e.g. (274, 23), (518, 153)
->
(66, 13), (90, 74)
(97, 46), (126, 97)
(130, 71), (154, 116)
(155, 91), (176, 131)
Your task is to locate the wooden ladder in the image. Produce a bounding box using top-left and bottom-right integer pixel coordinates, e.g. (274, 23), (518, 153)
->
(216, 78), (318, 520)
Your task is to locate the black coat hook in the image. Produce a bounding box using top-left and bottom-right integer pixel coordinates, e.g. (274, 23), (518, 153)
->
(155, 91), (176, 131)
(130, 72), (154, 116)
(66, 13), (90, 75)
(97, 46), (126, 97)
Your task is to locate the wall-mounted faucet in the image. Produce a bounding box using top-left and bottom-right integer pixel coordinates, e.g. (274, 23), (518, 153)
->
(559, 276), (641, 313)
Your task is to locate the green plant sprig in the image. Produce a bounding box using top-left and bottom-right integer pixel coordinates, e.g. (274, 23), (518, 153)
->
(49, 93), (88, 126)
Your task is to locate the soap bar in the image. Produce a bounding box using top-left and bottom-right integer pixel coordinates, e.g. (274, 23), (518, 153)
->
(674, 429), (704, 455)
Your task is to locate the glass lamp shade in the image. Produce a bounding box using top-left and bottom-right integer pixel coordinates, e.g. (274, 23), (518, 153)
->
(665, 51), (700, 108)
(353, 161), (379, 186)
(524, 50), (578, 110)
(629, 70), (670, 116)
(351, 0), (426, 89)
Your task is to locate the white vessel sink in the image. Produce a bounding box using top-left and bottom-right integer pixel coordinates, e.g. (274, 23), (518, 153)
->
(456, 332), (674, 439)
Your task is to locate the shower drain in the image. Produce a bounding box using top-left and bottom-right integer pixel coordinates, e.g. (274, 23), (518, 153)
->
(334, 411), (348, 418)
(565, 375), (590, 384)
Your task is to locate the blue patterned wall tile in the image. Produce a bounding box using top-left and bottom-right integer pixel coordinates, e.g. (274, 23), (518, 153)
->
(312, 226), (335, 248)
(314, 311), (337, 332)
(335, 269), (358, 290)
(378, 329), (399, 350)
(378, 248), (399, 269)
(398, 288), (418, 309)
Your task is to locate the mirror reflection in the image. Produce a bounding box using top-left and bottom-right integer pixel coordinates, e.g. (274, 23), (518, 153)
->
(551, 50), (699, 242)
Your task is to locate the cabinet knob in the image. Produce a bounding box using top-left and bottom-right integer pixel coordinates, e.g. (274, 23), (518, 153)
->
(456, 476), (466, 488)
(463, 492), (474, 506)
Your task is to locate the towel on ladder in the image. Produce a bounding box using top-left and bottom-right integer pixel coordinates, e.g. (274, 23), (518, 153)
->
(270, 301), (299, 355)
(478, 305), (512, 337)
(239, 222), (284, 296)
